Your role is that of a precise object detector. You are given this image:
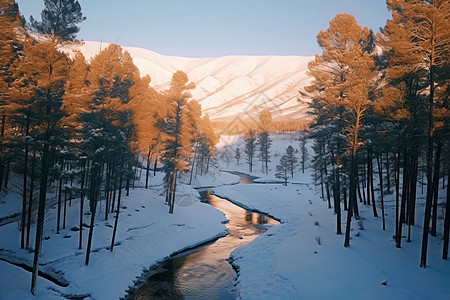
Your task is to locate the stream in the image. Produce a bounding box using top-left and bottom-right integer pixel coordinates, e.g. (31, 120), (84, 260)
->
(126, 172), (279, 300)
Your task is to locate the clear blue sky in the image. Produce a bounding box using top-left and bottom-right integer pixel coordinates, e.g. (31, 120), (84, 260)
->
(16, 0), (391, 58)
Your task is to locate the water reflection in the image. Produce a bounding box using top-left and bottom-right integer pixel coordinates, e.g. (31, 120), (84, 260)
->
(129, 190), (279, 300)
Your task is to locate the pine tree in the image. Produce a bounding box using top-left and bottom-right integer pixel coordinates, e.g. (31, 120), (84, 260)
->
(307, 13), (378, 247)
(159, 71), (195, 214)
(276, 153), (290, 186)
(235, 147), (241, 166)
(0, 0), (22, 193)
(299, 135), (308, 173)
(257, 131), (271, 175)
(285, 145), (299, 178)
(256, 110), (272, 174)
(29, 0), (85, 43)
(21, 39), (70, 295)
(244, 130), (256, 173)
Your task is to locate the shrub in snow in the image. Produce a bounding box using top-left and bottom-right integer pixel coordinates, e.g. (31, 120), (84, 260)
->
(315, 236), (322, 245)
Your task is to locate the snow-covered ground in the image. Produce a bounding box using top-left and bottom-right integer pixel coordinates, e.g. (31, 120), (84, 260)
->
(0, 171), (239, 299)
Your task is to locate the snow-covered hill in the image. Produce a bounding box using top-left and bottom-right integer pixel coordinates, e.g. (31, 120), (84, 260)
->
(64, 41), (313, 121)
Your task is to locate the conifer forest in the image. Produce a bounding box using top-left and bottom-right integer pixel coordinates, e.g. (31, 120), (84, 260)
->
(0, 0), (449, 299)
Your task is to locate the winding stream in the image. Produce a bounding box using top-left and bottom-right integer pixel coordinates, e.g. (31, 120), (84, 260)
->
(127, 173), (279, 299)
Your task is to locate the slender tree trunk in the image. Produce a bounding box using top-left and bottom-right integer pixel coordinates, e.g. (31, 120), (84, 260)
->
(126, 161), (131, 196)
(85, 165), (100, 266)
(110, 165), (123, 251)
(105, 161), (112, 221)
(4, 159), (10, 188)
(189, 142), (198, 185)
(395, 149), (400, 239)
(0, 115), (5, 193)
(361, 166), (367, 205)
(397, 148), (409, 248)
(31, 144), (50, 295)
(169, 170), (177, 214)
(324, 166), (331, 209)
(79, 162), (86, 250)
(21, 118), (30, 249)
(26, 150), (36, 250)
(377, 153), (385, 230)
(320, 170), (325, 200)
(57, 160), (64, 233)
(370, 146), (378, 217)
(111, 169), (117, 213)
(420, 63), (436, 269)
(357, 179), (363, 204)
(344, 153), (356, 247)
(85, 196), (96, 266)
(145, 148), (151, 189)
(386, 146), (391, 193)
(409, 154), (418, 226)
(153, 156), (158, 176)
(431, 142), (442, 237)
(443, 168), (450, 260)
(63, 175), (67, 229)
(367, 147), (371, 206)
(354, 174), (360, 218)
(335, 155), (342, 234)
(343, 185), (348, 211)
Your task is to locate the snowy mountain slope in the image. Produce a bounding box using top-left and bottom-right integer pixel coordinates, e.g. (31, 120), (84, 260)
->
(64, 41), (313, 120)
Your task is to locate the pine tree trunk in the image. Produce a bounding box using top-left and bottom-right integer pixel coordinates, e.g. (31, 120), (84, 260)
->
(420, 63), (436, 269)
(79, 163), (86, 250)
(57, 160), (64, 233)
(377, 153), (385, 230)
(206, 156), (211, 174)
(431, 142), (442, 237)
(0, 115), (5, 193)
(335, 155), (342, 235)
(344, 153), (356, 247)
(104, 163), (110, 221)
(324, 166), (331, 209)
(85, 197), (96, 266)
(353, 174), (360, 218)
(85, 165), (101, 266)
(126, 161), (131, 197)
(111, 169), (117, 213)
(169, 170), (177, 214)
(320, 170), (325, 200)
(367, 147), (371, 206)
(370, 146), (378, 217)
(397, 148), (409, 248)
(21, 118), (30, 249)
(153, 157), (158, 176)
(395, 149), (400, 240)
(343, 185), (348, 211)
(443, 169), (450, 260)
(4, 159), (10, 188)
(26, 150), (36, 250)
(189, 142), (198, 185)
(63, 175), (67, 229)
(110, 166), (123, 252)
(357, 179), (363, 204)
(31, 144), (50, 295)
(145, 148), (151, 189)
(408, 154), (418, 226)
(386, 146), (391, 193)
